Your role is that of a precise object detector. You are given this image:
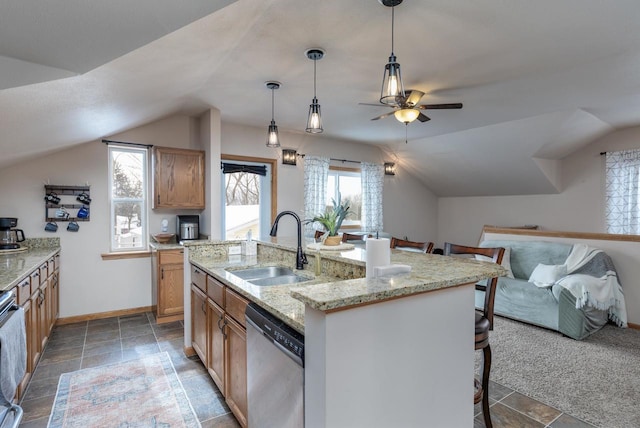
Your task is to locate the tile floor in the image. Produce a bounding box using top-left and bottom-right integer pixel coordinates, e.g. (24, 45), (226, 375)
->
(18, 312), (595, 428)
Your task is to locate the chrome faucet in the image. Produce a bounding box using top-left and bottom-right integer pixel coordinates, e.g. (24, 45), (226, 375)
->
(269, 210), (308, 270)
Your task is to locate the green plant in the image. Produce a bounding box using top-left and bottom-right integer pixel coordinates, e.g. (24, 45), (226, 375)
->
(309, 194), (352, 236)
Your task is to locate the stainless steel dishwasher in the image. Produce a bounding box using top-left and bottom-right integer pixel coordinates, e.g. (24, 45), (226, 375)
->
(246, 303), (304, 428)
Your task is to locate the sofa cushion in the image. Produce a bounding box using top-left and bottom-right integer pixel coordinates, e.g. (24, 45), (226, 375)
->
(480, 240), (572, 279)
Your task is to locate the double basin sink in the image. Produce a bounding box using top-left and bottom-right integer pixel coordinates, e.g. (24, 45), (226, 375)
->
(226, 266), (311, 287)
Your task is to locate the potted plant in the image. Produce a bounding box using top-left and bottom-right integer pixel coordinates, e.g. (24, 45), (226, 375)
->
(309, 194), (352, 246)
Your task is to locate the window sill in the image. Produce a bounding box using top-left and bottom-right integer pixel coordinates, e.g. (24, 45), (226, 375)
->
(101, 250), (151, 260)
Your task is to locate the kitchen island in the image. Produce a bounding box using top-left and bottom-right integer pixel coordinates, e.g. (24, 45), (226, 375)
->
(184, 238), (505, 427)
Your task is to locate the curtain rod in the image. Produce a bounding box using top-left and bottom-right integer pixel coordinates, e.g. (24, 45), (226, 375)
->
(297, 153), (361, 164)
(102, 139), (153, 148)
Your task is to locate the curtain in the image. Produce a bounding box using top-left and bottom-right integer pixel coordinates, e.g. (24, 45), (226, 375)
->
(303, 156), (330, 237)
(605, 149), (640, 234)
(361, 162), (384, 233)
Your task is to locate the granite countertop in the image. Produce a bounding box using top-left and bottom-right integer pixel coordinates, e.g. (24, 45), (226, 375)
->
(188, 238), (505, 334)
(0, 238), (61, 292)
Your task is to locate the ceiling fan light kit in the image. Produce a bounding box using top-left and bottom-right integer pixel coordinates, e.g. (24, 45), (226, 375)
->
(305, 48), (325, 133)
(394, 108), (420, 123)
(379, 0), (406, 106)
(265, 81), (281, 148)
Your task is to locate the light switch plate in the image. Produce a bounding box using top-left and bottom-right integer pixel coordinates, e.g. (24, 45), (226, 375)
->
(228, 246), (242, 255)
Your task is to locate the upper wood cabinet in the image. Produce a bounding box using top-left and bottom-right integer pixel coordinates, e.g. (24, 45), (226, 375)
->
(153, 146), (205, 209)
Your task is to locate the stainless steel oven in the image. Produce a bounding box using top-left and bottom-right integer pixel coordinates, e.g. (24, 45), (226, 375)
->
(246, 303), (304, 427)
(0, 291), (25, 428)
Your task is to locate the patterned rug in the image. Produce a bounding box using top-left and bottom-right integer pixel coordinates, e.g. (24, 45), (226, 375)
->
(48, 352), (201, 428)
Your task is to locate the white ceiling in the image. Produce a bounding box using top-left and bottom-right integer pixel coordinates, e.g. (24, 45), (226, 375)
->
(2, 0), (640, 196)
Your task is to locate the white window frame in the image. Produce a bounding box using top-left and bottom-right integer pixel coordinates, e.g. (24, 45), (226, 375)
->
(108, 145), (148, 251)
(327, 166), (362, 228)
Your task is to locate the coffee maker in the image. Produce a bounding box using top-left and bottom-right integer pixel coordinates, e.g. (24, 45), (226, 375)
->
(176, 215), (199, 241)
(0, 217), (25, 250)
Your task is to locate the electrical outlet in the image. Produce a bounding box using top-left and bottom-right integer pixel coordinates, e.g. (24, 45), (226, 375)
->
(228, 246), (242, 255)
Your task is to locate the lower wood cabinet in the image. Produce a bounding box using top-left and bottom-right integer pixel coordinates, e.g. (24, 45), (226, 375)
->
(191, 284), (207, 363)
(153, 249), (185, 323)
(190, 265), (248, 428)
(16, 251), (60, 400)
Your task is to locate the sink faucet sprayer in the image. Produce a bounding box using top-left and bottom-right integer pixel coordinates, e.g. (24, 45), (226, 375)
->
(269, 211), (308, 270)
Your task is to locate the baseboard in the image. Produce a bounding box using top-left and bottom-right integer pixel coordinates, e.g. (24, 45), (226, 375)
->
(629, 322), (640, 330)
(56, 306), (153, 325)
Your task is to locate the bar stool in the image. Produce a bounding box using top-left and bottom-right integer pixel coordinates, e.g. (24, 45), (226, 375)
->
(444, 242), (505, 428)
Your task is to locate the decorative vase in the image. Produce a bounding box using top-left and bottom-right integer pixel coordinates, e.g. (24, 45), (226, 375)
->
(324, 235), (342, 246)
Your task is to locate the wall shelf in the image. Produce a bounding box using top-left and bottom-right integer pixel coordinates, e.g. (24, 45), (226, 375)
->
(44, 185), (91, 223)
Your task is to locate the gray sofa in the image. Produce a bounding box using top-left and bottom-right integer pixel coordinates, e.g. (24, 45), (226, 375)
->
(478, 239), (610, 340)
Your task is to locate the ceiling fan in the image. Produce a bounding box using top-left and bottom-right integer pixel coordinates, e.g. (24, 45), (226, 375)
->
(360, 90), (463, 124)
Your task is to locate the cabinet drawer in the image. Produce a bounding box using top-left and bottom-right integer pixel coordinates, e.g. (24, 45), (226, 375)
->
(160, 250), (184, 265)
(48, 256), (56, 274)
(16, 277), (31, 306)
(225, 288), (248, 328)
(39, 263), (48, 283)
(191, 265), (207, 292)
(30, 270), (41, 289)
(206, 276), (224, 307)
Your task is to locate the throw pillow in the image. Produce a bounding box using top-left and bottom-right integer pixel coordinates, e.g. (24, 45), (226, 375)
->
(528, 263), (568, 288)
(475, 247), (514, 278)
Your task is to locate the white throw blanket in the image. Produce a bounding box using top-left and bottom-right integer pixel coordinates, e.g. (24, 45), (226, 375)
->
(555, 244), (628, 327)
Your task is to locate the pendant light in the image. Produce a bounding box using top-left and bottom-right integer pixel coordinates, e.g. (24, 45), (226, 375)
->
(265, 81), (281, 148)
(379, 0), (406, 106)
(305, 48), (324, 133)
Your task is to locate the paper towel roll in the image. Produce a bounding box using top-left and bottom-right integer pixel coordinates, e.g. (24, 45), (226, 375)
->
(366, 238), (391, 278)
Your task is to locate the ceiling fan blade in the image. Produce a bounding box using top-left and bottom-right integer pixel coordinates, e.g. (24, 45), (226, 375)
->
(417, 113), (431, 122)
(417, 103), (463, 110)
(358, 102), (394, 108)
(404, 90), (425, 107)
(371, 111), (396, 121)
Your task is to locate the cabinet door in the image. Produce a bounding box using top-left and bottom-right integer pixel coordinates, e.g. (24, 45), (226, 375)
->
(36, 283), (48, 356)
(51, 270), (59, 323)
(29, 293), (41, 369)
(153, 147), (205, 209)
(191, 285), (208, 363)
(207, 299), (225, 393)
(17, 298), (33, 399)
(158, 263), (184, 317)
(225, 315), (247, 428)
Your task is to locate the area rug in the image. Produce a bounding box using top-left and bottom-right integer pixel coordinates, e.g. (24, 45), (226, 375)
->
(48, 352), (201, 428)
(484, 317), (640, 428)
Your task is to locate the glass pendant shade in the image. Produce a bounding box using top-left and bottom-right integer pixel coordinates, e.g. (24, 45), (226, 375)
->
(266, 120), (280, 148)
(306, 97), (323, 133)
(265, 81), (281, 148)
(380, 55), (405, 106)
(394, 108), (419, 123)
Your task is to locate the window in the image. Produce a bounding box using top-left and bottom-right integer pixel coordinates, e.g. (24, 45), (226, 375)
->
(605, 149), (640, 234)
(221, 160), (273, 240)
(109, 146), (148, 251)
(327, 167), (362, 227)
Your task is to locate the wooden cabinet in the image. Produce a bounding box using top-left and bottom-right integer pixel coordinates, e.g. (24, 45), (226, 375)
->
(152, 249), (184, 323)
(190, 265), (248, 427)
(224, 313), (247, 428)
(191, 284), (208, 363)
(207, 299), (225, 392)
(16, 251), (60, 400)
(153, 146), (205, 209)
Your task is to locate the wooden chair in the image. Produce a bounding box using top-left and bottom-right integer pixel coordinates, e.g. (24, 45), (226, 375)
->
(443, 243), (505, 428)
(390, 237), (434, 254)
(341, 232), (371, 243)
(314, 230), (325, 240)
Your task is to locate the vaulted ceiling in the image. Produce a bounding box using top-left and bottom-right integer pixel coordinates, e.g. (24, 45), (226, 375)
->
(2, 0), (640, 196)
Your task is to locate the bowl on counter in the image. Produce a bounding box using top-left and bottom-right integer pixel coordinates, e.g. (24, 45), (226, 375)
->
(152, 233), (176, 244)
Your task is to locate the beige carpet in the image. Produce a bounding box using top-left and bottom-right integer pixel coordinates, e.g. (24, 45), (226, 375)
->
(485, 317), (640, 428)
(48, 352), (201, 428)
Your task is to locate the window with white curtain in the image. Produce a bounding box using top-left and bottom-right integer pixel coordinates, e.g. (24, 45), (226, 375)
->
(327, 167), (362, 227)
(605, 149), (640, 235)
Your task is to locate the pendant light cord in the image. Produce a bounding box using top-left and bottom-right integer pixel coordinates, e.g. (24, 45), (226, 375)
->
(391, 6), (395, 55)
(271, 87), (275, 121)
(313, 59), (317, 98)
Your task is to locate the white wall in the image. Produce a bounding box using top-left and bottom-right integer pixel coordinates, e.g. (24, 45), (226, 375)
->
(220, 122), (438, 242)
(437, 126), (640, 247)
